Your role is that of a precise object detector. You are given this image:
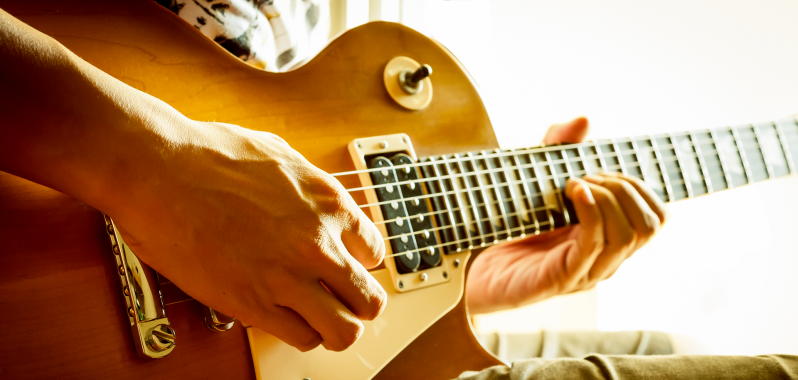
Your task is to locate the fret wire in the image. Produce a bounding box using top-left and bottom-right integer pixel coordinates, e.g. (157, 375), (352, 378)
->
(610, 138), (629, 176)
(528, 152), (556, 231)
(668, 133), (693, 198)
(630, 138), (652, 185)
(511, 151), (540, 235)
(576, 145), (591, 176)
(376, 162), (693, 231)
(429, 157), (463, 252)
(774, 120), (796, 175)
(649, 136), (674, 202)
(751, 124), (774, 179)
(543, 151), (571, 225)
(593, 142), (609, 171)
(730, 127), (753, 184)
(467, 152), (499, 245)
(449, 154), (478, 248)
(492, 149), (522, 240)
(333, 129), (767, 179)
(358, 157), (659, 210)
(347, 142), (728, 194)
(689, 131), (713, 194)
(709, 129), (734, 189)
(381, 193), (564, 243)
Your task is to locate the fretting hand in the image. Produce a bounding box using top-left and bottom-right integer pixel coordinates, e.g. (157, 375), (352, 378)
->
(466, 117), (669, 314)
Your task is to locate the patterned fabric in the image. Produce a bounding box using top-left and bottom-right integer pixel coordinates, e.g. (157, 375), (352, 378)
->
(156, 0), (329, 72)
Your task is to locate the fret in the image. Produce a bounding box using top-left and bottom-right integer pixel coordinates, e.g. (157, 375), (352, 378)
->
(543, 151), (571, 225)
(428, 156), (464, 252)
(730, 127), (753, 185)
(576, 145), (591, 175)
(610, 139), (629, 176)
(527, 153), (556, 232)
(774, 120), (796, 175)
(688, 131), (713, 194)
(593, 142), (609, 172)
(629, 138), (653, 186)
(450, 154), (480, 248)
(493, 149), (525, 239)
(479, 151), (511, 242)
(667, 133), (694, 199)
(648, 136), (675, 202)
(510, 151), (540, 235)
(783, 117), (798, 171)
(709, 129), (735, 189)
(467, 152), (501, 244)
(751, 124), (774, 179)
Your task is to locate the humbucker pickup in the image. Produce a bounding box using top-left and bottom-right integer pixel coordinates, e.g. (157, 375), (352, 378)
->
(368, 153), (442, 273)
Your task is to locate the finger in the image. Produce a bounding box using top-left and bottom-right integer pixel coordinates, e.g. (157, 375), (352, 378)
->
(280, 280), (366, 352)
(318, 239), (387, 321)
(600, 172), (670, 225)
(341, 207), (385, 269)
(564, 179), (604, 283)
(542, 117), (590, 145)
(580, 182), (637, 282)
(248, 304), (323, 352)
(583, 175), (660, 253)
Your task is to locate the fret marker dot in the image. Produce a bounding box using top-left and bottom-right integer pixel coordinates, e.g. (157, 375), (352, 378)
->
(456, 248), (462, 252)
(390, 202), (399, 210)
(507, 237), (512, 241)
(480, 242), (486, 247)
(386, 185), (394, 193)
(493, 239), (499, 245)
(521, 233), (526, 238)
(395, 218), (404, 227)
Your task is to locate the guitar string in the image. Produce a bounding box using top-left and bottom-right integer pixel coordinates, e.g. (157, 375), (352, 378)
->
(329, 124), (782, 179)
(345, 137), (759, 201)
(356, 150), (696, 211)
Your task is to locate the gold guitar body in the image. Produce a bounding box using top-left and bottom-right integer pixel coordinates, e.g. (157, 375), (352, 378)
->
(0, 1), (502, 379)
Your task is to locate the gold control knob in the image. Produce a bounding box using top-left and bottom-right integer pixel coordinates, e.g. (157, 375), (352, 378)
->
(148, 324), (176, 352)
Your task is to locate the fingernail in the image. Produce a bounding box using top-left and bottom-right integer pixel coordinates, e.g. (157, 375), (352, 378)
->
(580, 183), (595, 205)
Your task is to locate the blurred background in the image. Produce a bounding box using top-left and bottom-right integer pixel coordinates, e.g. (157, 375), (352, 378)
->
(329, 0), (798, 355)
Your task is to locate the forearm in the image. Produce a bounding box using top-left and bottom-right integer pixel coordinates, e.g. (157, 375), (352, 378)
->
(0, 8), (187, 214)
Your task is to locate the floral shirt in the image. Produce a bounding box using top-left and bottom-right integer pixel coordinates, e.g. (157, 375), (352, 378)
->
(156, 0), (329, 72)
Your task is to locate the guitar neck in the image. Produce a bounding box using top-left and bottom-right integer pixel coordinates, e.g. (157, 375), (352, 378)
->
(414, 117), (798, 253)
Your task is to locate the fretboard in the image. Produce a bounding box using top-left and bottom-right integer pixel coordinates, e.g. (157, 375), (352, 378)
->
(411, 117), (798, 254)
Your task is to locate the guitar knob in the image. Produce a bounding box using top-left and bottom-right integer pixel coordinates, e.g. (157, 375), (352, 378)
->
(148, 324), (176, 352)
(204, 307), (236, 332)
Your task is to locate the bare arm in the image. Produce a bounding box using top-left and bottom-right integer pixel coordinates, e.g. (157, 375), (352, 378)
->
(0, 8), (386, 352)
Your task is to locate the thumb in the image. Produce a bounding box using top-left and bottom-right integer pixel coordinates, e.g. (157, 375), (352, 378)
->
(542, 117), (590, 145)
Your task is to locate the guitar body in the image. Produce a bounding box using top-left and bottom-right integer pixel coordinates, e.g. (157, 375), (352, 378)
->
(0, 0), (502, 379)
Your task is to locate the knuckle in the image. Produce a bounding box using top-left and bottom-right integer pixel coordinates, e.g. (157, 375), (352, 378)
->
(326, 319), (363, 351)
(360, 286), (387, 321)
(621, 230), (637, 250)
(642, 211), (661, 236)
(294, 332), (323, 352)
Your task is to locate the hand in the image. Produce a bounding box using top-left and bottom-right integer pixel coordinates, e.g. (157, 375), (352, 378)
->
(466, 117), (669, 314)
(0, 9), (385, 353)
(110, 120), (387, 352)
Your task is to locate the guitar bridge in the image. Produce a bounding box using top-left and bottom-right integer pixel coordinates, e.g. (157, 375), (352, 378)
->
(103, 215), (176, 359)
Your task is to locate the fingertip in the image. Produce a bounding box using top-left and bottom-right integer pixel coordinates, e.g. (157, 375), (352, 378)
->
(577, 182), (596, 205)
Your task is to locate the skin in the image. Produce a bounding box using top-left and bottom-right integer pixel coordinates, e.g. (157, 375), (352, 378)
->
(0, 9), (386, 352)
(0, 8), (668, 349)
(467, 117), (670, 314)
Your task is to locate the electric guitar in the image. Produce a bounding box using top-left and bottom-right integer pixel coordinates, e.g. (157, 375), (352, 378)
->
(2, 1), (797, 379)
